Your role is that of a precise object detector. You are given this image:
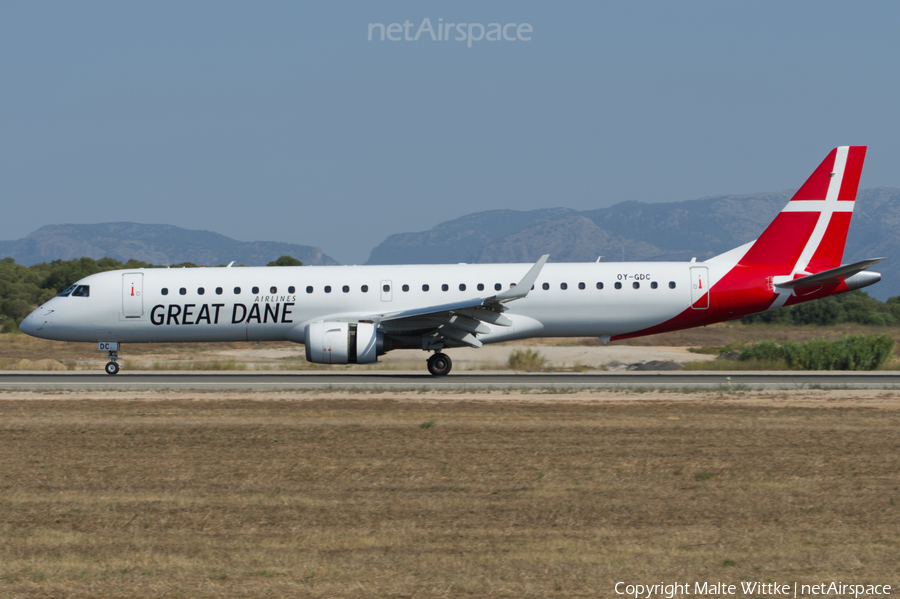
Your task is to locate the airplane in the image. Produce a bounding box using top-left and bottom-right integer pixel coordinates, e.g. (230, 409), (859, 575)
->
(19, 146), (883, 376)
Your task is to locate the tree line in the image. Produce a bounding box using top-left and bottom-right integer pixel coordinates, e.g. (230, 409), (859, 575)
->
(0, 256), (302, 333)
(740, 290), (900, 327)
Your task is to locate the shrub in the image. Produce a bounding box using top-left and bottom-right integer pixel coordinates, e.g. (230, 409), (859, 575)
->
(739, 334), (894, 370)
(508, 349), (545, 371)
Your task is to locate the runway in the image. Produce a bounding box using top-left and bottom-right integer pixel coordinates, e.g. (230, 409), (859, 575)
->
(1, 371), (899, 390)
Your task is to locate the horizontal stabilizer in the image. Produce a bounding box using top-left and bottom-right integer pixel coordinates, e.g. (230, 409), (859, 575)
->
(775, 258), (885, 289)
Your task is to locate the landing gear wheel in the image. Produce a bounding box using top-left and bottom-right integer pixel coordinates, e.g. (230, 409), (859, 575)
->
(105, 361), (120, 376)
(427, 352), (452, 376)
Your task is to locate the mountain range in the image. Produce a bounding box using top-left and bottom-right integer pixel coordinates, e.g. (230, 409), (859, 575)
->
(364, 187), (900, 301)
(2, 188), (898, 300)
(0, 223), (338, 267)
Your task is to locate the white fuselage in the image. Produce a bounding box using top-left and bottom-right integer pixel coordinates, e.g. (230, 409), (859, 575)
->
(20, 261), (718, 346)
(18, 147), (881, 374)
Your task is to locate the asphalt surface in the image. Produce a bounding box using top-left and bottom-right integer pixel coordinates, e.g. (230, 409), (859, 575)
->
(1, 371), (899, 390)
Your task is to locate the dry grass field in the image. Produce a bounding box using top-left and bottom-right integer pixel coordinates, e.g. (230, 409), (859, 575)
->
(0, 389), (898, 598)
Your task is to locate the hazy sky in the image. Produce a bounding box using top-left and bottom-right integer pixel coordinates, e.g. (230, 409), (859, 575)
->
(2, 1), (898, 264)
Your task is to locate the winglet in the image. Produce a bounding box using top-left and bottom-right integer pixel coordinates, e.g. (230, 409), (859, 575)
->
(490, 254), (550, 302)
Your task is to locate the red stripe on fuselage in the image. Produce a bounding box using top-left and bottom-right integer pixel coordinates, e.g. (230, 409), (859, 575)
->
(612, 264), (779, 341)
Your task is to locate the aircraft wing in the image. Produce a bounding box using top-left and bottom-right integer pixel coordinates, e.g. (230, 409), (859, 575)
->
(776, 258), (885, 289)
(371, 254), (550, 348)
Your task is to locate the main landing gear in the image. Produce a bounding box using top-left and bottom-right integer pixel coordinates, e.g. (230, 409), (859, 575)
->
(104, 349), (120, 375)
(427, 352), (452, 376)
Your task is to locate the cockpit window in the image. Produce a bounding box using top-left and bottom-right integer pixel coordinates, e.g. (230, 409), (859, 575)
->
(71, 285), (90, 297)
(57, 284), (78, 297)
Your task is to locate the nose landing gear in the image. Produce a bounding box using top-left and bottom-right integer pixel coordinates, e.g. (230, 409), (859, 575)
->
(104, 350), (120, 375)
(426, 352), (452, 376)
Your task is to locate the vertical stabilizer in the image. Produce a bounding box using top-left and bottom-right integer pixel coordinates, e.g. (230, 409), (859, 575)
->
(737, 146), (866, 275)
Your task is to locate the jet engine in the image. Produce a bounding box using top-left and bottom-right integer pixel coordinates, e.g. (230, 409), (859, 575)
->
(304, 321), (383, 364)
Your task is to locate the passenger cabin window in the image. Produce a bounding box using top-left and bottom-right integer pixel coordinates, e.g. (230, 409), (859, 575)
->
(343, 285), (350, 293)
(651, 282), (658, 289)
(325, 286), (332, 293)
(198, 287), (205, 295)
(216, 287), (223, 295)
(306, 286), (314, 293)
(441, 284), (449, 292)
(179, 288), (187, 295)
(383, 284), (390, 292)
(614, 282), (622, 290)
(160, 288), (168, 296)
(633, 282), (640, 289)
(72, 285), (90, 297)
(288, 286), (295, 293)
(561, 283), (568, 290)
(596, 282), (604, 290)
(459, 284), (466, 291)
(252, 286), (259, 294)
(234, 287), (241, 294)
(494, 283), (502, 291)
(542, 282), (549, 290)
(402, 284), (409, 292)
(270, 286), (277, 294)
(669, 281), (676, 289)
(361, 285), (368, 292)
(58, 284), (78, 297)
(477, 283), (484, 291)
(422, 284), (430, 292)
(578, 282), (585, 290)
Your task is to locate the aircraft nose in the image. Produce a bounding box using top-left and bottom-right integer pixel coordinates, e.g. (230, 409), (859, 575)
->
(19, 309), (43, 337)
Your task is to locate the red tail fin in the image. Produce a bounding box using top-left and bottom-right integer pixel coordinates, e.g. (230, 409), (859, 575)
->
(738, 146), (866, 274)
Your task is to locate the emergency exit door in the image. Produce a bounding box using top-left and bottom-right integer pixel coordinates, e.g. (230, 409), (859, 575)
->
(122, 273), (143, 317)
(690, 266), (709, 310)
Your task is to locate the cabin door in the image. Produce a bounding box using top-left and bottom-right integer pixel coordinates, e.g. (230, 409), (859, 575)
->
(690, 267), (709, 310)
(122, 273), (144, 317)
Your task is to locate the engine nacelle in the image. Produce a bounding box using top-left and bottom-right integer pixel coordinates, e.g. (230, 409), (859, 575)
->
(304, 321), (382, 364)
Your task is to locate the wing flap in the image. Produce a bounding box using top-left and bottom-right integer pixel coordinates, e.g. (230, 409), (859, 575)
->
(437, 325), (483, 348)
(370, 254), (549, 349)
(378, 254), (549, 323)
(380, 297), (490, 323)
(458, 308), (514, 327)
